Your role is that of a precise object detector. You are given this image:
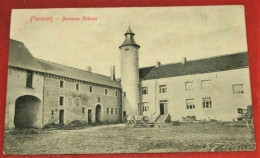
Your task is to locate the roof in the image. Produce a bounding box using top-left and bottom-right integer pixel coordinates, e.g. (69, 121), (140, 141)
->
(139, 52), (249, 81)
(124, 26), (135, 35)
(119, 26), (140, 49)
(9, 39), (44, 72)
(37, 59), (121, 88)
(9, 39), (121, 88)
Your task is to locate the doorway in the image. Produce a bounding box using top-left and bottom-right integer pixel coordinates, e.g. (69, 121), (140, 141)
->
(88, 109), (92, 123)
(159, 100), (168, 115)
(59, 109), (64, 125)
(95, 104), (102, 123)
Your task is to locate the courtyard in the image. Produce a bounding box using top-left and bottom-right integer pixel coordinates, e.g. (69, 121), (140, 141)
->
(4, 122), (255, 154)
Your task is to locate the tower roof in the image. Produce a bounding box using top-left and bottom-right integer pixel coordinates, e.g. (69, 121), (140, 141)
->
(119, 26), (140, 49)
(124, 26), (135, 35)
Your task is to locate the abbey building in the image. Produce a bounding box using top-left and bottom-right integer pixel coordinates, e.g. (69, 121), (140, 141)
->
(5, 26), (252, 129)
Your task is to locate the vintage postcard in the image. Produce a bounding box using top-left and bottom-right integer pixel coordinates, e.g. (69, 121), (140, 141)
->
(4, 6), (255, 154)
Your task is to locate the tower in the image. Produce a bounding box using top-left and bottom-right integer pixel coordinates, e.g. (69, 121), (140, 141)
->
(119, 26), (140, 116)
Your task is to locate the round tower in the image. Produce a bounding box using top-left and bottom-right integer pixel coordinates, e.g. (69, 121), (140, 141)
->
(119, 26), (140, 116)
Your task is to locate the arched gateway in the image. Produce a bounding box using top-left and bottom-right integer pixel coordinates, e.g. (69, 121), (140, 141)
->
(14, 95), (41, 128)
(95, 104), (102, 123)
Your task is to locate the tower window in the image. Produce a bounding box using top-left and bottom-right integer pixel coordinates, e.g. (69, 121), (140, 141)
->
(115, 91), (118, 96)
(105, 89), (108, 95)
(90, 86), (92, 92)
(124, 47), (129, 51)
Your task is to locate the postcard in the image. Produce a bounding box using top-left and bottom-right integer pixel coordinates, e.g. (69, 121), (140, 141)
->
(4, 6), (255, 154)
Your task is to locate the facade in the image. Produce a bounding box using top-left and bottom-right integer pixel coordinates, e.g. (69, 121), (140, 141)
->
(5, 27), (252, 129)
(139, 53), (252, 122)
(5, 39), (122, 129)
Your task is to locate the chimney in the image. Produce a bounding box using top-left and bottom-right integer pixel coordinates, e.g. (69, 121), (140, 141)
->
(110, 65), (115, 80)
(86, 66), (92, 72)
(181, 57), (187, 64)
(155, 61), (161, 67)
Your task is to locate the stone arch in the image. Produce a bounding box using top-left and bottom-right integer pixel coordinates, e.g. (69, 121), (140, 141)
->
(95, 104), (102, 123)
(14, 95), (41, 128)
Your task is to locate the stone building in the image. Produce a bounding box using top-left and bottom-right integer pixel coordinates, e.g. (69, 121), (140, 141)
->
(139, 53), (252, 123)
(5, 26), (252, 129)
(5, 39), (122, 129)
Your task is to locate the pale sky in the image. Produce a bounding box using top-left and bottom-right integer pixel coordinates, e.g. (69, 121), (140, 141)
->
(10, 6), (248, 78)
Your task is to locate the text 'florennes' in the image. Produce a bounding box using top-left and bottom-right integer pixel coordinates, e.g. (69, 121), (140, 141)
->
(30, 16), (98, 22)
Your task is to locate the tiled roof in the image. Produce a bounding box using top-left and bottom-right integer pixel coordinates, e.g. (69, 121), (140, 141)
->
(9, 39), (121, 88)
(9, 39), (44, 72)
(36, 59), (121, 88)
(139, 52), (249, 81)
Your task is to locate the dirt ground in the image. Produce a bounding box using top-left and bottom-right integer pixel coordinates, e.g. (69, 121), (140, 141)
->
(4, 122), (255, 154)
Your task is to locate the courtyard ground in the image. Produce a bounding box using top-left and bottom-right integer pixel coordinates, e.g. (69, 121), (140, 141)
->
(4, 122), (255, 154)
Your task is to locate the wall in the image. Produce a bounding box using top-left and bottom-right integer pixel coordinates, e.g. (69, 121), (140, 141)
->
(43, 76), (122, 126)
(5, 67), (44, 129)
(140, 68), (252, 122)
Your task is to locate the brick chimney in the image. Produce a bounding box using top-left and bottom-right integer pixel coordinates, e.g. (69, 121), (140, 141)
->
(110, 65), (115, 80)
(86, 66), (92, 72)
(181, 57), (187, 64)
(155, 61), (161, 67)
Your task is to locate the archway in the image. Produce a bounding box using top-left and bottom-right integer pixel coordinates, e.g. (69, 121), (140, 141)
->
(14, 95), (41, 128)
(95, 104), (102, 123)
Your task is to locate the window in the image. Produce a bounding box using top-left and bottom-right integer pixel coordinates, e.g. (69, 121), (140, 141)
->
(26, 71), (33, 88)
(233, 84), (244, 94)
(51, 110), (54, 118)
(90, 86), (92, 92)
(142, 102), (149, 112)
(105, 89), (108, 95)
(142, 87), (148, 95)
(186, 99), (195, 109)
(115, 108), (118, 115)
(59, 96), (64, 106)
(123, 92), (126, 97)
(60, 80), (64, 88)
(75, 98), (81, 106)
(124, 47), (129, 51)
(111, 108), (114, 115)
(159, 85), (167, 93)
(237, 108), (247, 114)
(76, 83), (79, 90)
(185, 82), (193, 91)
(107, 107), (109, 114)
(115, 91), (118, 96)
(201, 80), (210, 89)
(98, 97), (100, 103)
(202, 97), (212, 108)
(82, 107), (85, 114)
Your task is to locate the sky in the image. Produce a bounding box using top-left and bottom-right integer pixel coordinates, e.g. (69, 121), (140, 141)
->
(10, 6), (248, 78)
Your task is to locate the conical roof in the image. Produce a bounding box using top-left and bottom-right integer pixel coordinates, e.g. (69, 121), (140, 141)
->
(119, 26), (140, 49)
(124, 26), (135, 35)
